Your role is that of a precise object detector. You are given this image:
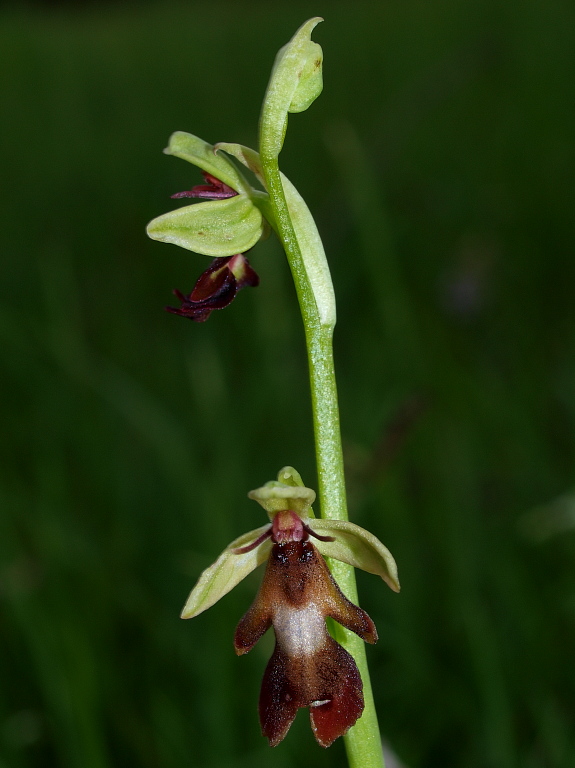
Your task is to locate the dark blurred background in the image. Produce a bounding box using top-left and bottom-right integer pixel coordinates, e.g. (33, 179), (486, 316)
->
(1, 1), (574, 766)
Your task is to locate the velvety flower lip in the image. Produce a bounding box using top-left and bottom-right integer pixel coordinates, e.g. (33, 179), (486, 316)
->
(234, 509), (377, 748)
(166, 253), (259, 322)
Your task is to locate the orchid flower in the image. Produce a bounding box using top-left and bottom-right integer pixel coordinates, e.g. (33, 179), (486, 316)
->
(146, 133), (272, 320)
(148, 20), (401, 763)
(182, 467), (399, 747)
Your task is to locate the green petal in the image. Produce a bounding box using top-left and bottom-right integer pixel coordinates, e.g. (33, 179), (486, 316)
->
(146, 194), (264, 257)
(181, 525), (272, 619)
(164, 131), (251, 195)
(311, 519), (400, 593)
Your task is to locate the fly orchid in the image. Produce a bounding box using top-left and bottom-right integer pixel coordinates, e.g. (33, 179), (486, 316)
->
(181, 467), (399, 748)
(149, 19), (401, 762)
(146, 133), (272, 321)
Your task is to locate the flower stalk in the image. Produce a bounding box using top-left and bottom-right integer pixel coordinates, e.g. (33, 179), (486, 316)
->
(258, 21), (386, 766)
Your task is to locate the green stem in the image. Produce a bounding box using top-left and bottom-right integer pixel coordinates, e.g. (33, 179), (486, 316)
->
(261, 155), (385, 768)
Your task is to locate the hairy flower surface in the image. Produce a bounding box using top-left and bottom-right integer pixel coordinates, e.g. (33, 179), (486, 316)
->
(181, 468), (399, 748)
(235, 510), (377, 747)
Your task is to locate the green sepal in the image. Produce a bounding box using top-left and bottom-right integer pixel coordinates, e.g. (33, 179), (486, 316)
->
(311, 519), (401, 593)
(181, 525), (272, 619)
(286, 41), (324, 114)
(259, 17), (323, 158)
(164, 131), (252, 195)
(146, 194), (264, 257)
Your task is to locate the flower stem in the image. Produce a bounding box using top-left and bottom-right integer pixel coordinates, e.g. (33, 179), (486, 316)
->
(261, 156), (385, 768)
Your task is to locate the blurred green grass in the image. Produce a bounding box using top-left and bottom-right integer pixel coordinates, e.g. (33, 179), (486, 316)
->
(1, 1), (574, 766)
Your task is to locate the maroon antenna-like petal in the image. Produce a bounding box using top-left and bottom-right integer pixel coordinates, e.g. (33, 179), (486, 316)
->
(170, 172), (238, 200)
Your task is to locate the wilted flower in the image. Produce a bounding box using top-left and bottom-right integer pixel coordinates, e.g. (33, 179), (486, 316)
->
(182, 467), (399, 747)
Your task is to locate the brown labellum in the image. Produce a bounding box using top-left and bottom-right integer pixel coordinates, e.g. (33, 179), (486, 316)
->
(234, 534), (377, 747)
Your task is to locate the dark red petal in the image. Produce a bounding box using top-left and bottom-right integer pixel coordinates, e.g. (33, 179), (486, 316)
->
(308, 637), (364, 747)
(170, 186), (219, 199)
(201, 172), (238, 198)
(232, 528), (273, 554)
(259, 645), (300, 747)
(303, 522), (335, 543)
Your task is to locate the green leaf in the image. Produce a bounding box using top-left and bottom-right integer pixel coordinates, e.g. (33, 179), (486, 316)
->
(146, 194), (264, 257)
(164, 131), (251, 195)
(311, 519), (401, 593)
(259, 17), (323, 158)
(181, 525), (272, 619)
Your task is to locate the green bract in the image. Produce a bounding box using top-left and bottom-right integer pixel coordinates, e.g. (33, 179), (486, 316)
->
(181, 468), (399, 620)
(216, 143), (336, 326)
(259, 17), (324, 158)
